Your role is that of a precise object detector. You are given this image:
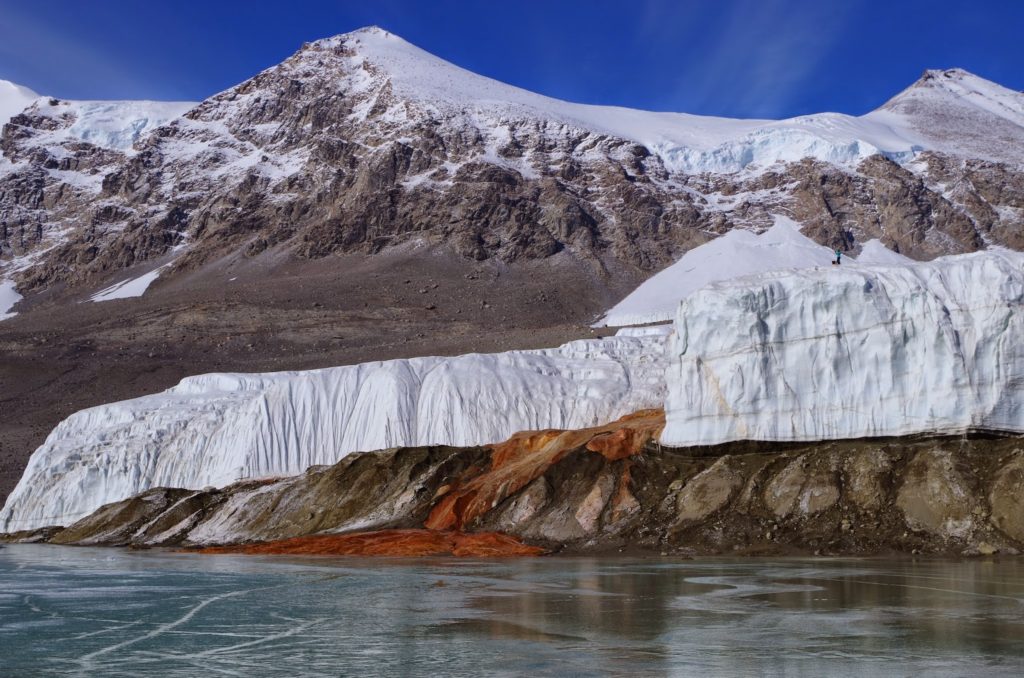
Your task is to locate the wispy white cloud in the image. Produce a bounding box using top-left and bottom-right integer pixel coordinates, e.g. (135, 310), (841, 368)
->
(0, 4), (156, 98)
(642, 0), (860, 117)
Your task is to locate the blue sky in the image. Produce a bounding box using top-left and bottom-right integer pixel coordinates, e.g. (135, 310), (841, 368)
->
(0, 0), (1020, 119)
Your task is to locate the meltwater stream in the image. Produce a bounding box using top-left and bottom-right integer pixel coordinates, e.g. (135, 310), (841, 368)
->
(1, 545), (1022, 676)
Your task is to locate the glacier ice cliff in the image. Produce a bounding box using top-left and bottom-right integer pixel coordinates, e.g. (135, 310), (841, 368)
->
(0, 336), (667, 531)
(661, 250), (1024, 446)
(6, 247), (1024, 533)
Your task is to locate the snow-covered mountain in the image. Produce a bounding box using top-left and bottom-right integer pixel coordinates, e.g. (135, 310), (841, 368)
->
(1, 26), (1022, 303)
(295, 30), (931, 173)
(878, 67), (1024, 167)
(0, 85), (193, 319)
(231, 31), (1015, 173)
(2, 27), (1024, 526)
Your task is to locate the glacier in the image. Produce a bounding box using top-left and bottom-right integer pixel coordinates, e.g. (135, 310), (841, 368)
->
(23, 98), (195, 153)
(662, 249), (1024, 446)
(5, 220), (1024, 532)
(0, 335), (668, 531)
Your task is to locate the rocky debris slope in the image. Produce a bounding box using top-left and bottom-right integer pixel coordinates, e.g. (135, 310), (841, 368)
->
(0, 333), (668, 532)
(1, 29), (1022, 305)
(5, 411), (1022, 557)
(664, 248), (1024, 445)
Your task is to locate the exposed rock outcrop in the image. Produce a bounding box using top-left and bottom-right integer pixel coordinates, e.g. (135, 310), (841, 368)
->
(8, 412), (1022, 558)
(0, 334), (668, 533)
(988, 452), (1024, 543)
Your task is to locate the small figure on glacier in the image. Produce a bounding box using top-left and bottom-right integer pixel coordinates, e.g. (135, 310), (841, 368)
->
(833, 249), (842, 266)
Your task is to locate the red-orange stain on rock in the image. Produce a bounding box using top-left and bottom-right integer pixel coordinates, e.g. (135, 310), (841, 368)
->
(607, 461), (641, 524)
(585, 426), (652, 461)
(198, 529), (545, 557)
(426, 409), (664, 530)
(198, 409), (662, 560)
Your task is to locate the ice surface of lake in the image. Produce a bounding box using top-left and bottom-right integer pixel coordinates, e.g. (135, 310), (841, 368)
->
(1, 545), (1022, 676)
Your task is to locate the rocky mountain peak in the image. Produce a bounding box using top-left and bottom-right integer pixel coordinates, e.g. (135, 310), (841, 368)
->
(308, 25), (402, 47)
(890, 67), (1023, 113)
(878, 67), (1024, 165)
(290, 24), (568, 120)
(916, 67), (1000, 88)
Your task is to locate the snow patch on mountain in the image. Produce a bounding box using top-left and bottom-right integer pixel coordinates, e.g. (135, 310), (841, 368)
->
(89, 266), (166, 302)
(0, 278), (22, 320)
(0, 334), (667, 531)
(16, 97), (194, 153)
(662, 248), (1024, 446)
(0, 79), (39, 127)
(600, 215), (911, 327)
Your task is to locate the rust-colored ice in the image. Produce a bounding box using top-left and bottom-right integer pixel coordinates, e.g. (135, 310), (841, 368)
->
(426, 409), (664, 530)
(198, 410), (662, 558)
(199, 529), (545, 557)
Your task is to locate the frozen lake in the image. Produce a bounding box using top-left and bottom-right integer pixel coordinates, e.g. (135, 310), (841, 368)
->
(1, 544), (1022, 676)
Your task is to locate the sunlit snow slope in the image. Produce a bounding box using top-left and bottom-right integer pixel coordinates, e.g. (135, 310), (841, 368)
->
(878, 67), (1024, 167)
(0, 79), (38, 126)
(599, 216), (912, 326)
(333, 29), (918, 173)
(663, 249), (1024, 446)
(330, 29), (1022, 172)
(18, 97), (195, 153)
(0, 335), (667, 531)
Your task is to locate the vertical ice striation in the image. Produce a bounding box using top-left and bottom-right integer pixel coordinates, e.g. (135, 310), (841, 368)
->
(0, 335), (668, 531)
(661, 250), (1024, 446)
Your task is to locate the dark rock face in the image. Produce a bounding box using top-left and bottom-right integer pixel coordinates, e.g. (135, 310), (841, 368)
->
(10, 411), (1023, 558)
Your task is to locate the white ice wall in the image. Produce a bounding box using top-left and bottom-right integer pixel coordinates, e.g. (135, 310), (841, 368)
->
(662, 250), (1024, 446)
(0, 335), (667, 531)
(7, 243), (1023, 532)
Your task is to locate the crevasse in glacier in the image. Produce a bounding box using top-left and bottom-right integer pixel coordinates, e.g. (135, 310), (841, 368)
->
(661, 249), (1024, 446)
(0, 335), (668, 531)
